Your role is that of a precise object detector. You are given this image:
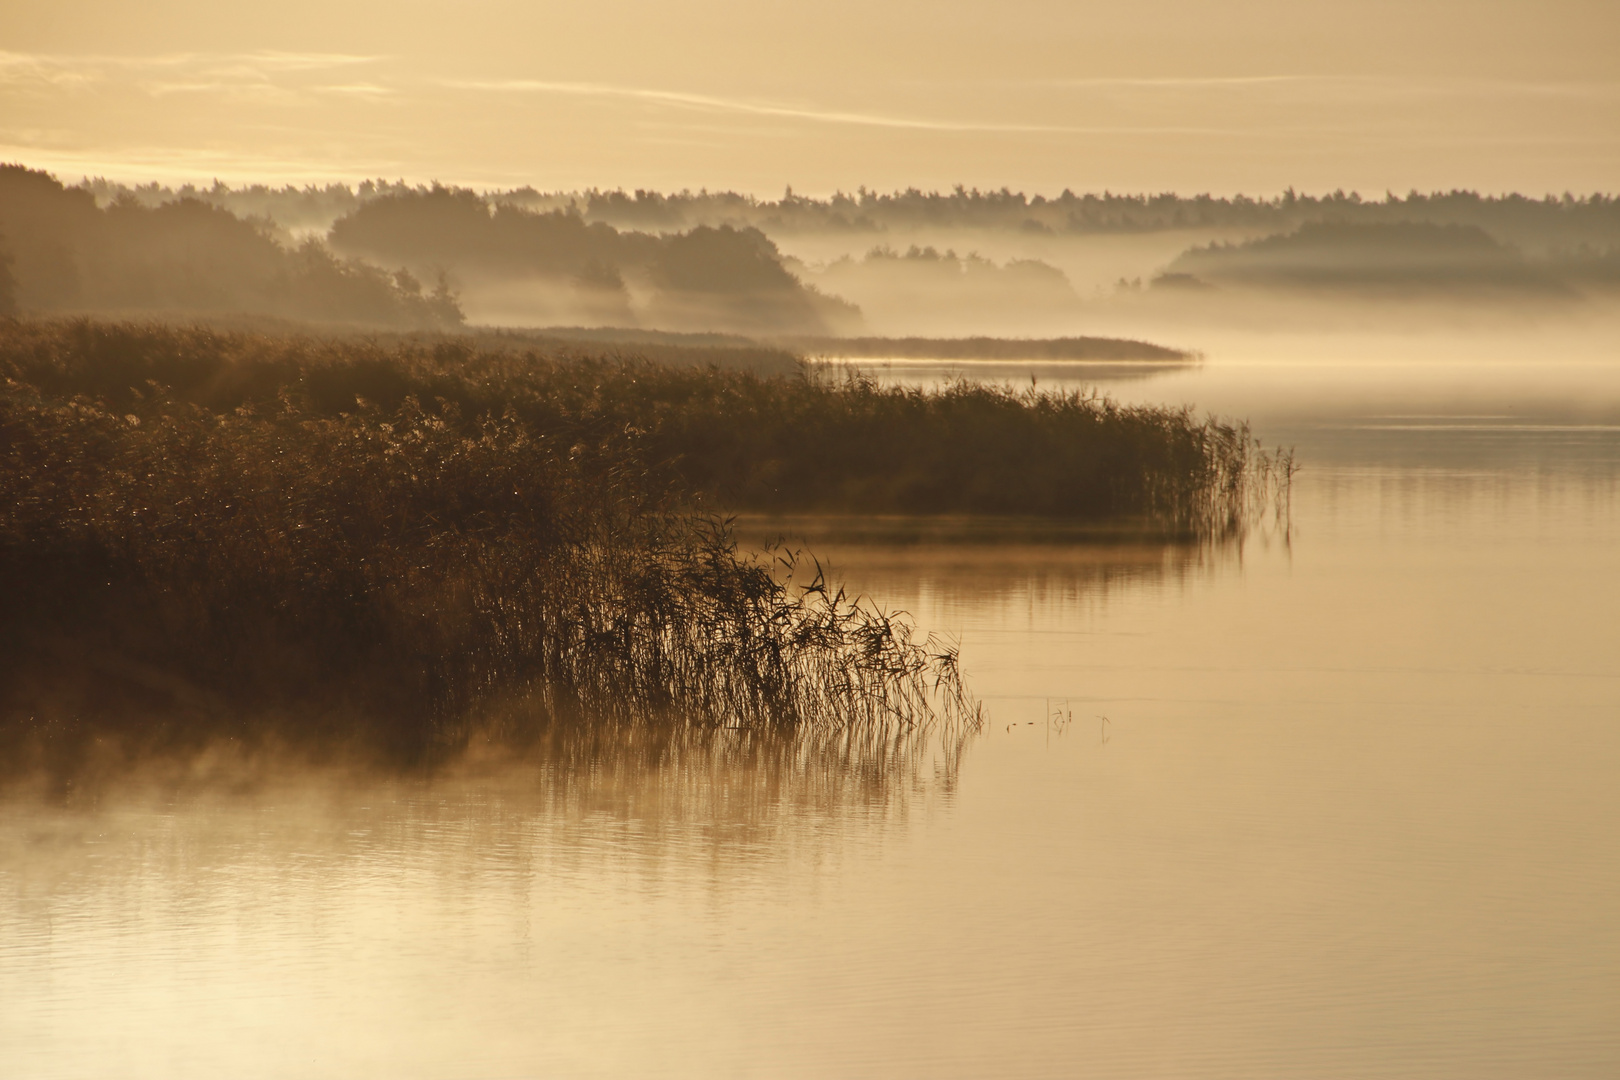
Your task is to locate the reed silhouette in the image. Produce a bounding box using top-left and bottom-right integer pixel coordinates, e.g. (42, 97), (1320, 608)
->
(0, 319), (1284, 771)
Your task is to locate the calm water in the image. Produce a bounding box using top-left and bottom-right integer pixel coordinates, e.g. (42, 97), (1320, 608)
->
(5, 336), (1620, 1079)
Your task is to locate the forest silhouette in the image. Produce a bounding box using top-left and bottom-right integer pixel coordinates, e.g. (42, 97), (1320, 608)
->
(329, 186), (858, 334)
(103, 178), (1616, 249)
(0, 166), (462, 328)
(1158, 221), (1618, 298)
(9, 166), (1620, 336)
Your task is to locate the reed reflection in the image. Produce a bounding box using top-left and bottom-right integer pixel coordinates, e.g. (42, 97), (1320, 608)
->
(0, 517), (1238, 892)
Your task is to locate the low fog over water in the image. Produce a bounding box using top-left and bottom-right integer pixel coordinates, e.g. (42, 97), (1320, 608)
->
(4, 321), (1619, 1078)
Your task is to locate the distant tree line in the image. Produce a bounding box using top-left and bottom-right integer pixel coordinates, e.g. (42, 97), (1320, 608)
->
(18, 170), (860, 334)
(20, 167), (1620, 327)
(72, 177), (1620, 253)
(0, 166), (463, 327)
(576, 187), (1620, 253)
(327, 186), (859, 334)
(1158, 221), (1620, 297)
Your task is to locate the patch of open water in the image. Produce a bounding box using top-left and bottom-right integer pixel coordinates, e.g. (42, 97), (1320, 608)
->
(3, 337), (1619, 1079)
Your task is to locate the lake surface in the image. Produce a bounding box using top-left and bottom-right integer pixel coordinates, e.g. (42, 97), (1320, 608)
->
(5, 334), (1620, 1079)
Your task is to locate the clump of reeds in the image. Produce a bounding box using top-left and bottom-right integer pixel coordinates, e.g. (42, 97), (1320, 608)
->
(741, 368), (1292, 537)
(0, 318), (1286, 764)
(0, 320), (979, 766)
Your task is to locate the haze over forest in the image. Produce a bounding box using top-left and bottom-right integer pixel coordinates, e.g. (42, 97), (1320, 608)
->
(6, 164), (1620, 339)
(6, 0), (1614, 338)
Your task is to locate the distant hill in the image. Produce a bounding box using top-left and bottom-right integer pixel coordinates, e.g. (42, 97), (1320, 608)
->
(1159, 222), (1575, 297)
(328, 189), (860, 335)
(0, 165), (463, 327)
(801, 245), (1082, 334)
(0, 166), (466, 327)
(27, 169), (1620, 328)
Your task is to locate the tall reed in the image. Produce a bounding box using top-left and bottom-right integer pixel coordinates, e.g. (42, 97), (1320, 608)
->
(0, 321), (979, 765)
(0, 319), (1284, 763)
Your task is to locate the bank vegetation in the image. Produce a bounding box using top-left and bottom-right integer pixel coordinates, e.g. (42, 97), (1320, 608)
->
(0, 320), (1287, 769)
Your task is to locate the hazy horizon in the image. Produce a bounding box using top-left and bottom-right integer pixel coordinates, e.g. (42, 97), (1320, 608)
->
(3, 0), (1617, 195)
(8, 165), (1617, 339)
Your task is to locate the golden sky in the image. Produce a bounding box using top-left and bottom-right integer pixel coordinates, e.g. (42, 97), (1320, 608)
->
(3, 0), (1617, 194)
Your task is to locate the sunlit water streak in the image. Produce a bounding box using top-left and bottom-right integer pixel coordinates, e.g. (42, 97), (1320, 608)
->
(3, 343), (1620, 1079)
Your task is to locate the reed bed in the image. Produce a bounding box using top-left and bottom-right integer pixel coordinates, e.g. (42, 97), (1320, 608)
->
(0, 319), (1283, 764)
(686, 367), (1292, 537)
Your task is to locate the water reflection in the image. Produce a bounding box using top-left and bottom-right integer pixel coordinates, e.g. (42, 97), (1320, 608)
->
(4, 346), (1620, 1079)
(1, 713), (974, 866)
(841, 330), (1620, 475)
(1, 720), (980, 1080)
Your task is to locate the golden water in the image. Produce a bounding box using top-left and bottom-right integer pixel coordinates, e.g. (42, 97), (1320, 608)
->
(4, 342), (1619, 1079)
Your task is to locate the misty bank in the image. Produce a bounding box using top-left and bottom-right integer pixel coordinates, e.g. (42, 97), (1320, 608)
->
(0, 319), (1282, 767)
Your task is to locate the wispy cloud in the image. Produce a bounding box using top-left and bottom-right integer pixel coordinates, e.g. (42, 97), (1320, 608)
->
(434, 78), (1321, 136)
(437, 78), (1083, 133)
(216, 52), (382, 73)
(314, 83), (396, 98)
(0, 50), (384, 97)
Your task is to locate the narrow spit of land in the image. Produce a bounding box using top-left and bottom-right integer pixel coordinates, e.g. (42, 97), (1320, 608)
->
(450, 327), (1195, 366)
(0, 318), (1283, 772)
(777, 334), (1194, 362)
(476, 326), (1195, 363)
